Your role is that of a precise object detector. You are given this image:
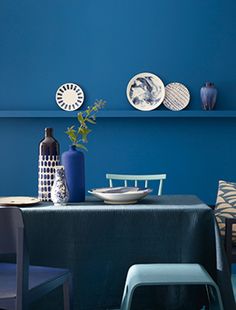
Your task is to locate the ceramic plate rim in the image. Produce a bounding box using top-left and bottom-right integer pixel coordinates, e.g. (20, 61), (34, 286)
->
(88, 188), (152, 195)
(89, 187), (140, 193)
(0, 196), (40, 206)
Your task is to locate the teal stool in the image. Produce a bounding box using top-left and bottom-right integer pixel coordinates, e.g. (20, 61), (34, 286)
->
(120, 264), (223, 310)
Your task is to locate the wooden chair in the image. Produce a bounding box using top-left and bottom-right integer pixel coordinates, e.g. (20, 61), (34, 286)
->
(0, 207), (72, 310)
(106, 174), (166, 195)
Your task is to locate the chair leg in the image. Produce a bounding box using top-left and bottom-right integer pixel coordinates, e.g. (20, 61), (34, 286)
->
(207, 285), (224, 310)
(16, 296), (28, 310)
(63, 274), (73, 310)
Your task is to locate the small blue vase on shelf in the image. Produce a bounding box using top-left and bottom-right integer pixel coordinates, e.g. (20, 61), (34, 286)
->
(200, 82), (217, 110)
(61, 145), (85, 202)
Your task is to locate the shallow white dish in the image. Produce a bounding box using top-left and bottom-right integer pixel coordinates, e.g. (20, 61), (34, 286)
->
(88, 187), (152, 204)
(91, 187), (139, 193)
(55, 82), (84, 111)
(126, 72), (165, 111)
(0, 196), (40, 206)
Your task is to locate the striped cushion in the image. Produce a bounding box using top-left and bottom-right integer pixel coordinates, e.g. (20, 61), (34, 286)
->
(215, 180), (236, 243)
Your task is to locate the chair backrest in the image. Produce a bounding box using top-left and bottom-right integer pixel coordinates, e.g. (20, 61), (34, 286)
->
(106, 174), (167, 195)
(0, 207), (29, 302)
(0, 207), (24, 254)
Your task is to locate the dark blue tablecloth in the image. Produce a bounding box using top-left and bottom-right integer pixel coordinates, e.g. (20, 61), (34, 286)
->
(21, 195), (235, 310)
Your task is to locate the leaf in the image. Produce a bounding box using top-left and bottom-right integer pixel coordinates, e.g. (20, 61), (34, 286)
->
(78, 127), (85, 134)
(86, 107), (91, 113)
(79, 127), (91, 143)
(65, 126), (78, 144)
(65, 127), (75, 135)
(77, 113), (86, 127)
(70, 132), (77, 143)
(84, 128), (92, 135)
(86, 118), (96, 124)
(75, 143), (88, 151)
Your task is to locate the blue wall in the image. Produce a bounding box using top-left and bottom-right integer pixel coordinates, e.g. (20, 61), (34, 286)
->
(0, 0), (236, 204)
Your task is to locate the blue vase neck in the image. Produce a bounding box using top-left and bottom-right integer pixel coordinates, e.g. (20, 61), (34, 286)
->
(69, 145), (77, 151)
(205, 82), (215, 88)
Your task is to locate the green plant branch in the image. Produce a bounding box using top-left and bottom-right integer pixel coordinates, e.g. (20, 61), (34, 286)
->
(65, 99), (106, 151)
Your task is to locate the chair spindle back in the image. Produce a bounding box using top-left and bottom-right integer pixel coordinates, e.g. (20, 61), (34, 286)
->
(106, 174), (166, 195)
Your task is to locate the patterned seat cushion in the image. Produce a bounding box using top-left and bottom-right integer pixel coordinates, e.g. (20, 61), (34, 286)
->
(215, 180), (236, 243)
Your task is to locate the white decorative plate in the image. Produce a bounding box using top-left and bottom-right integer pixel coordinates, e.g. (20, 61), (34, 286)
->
(0, 196), (40, 206)
(88, 187), (152, 204)
(163, 82), (190, 111)
(126, 73), (165, 111)
(55, 83), (84, 111)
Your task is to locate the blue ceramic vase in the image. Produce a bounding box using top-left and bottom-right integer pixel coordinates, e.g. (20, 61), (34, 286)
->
(200, 82), (217, 110)
(61, 145), (85, 202)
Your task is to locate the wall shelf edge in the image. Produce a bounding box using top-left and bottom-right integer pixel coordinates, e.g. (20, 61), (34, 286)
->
(0, 110), (236, 118)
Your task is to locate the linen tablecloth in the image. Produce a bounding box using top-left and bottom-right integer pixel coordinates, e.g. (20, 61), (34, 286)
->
(20, 195), (235, 310)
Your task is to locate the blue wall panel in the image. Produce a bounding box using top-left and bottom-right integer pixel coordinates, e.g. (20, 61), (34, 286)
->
(0, 0), (236, 204)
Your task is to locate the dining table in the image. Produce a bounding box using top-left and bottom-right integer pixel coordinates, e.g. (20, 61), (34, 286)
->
(18, 195), (235, 310)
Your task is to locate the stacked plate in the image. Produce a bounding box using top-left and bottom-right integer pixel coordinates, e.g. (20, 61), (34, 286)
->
(88, 187), (152, 204)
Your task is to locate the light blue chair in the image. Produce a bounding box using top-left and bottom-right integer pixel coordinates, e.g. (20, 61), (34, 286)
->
(120, 264), (223, 310)
(106, 174), (166, 195)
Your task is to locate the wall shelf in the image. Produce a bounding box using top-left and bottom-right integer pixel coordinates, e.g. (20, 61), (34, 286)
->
(0, 110), (236, 118)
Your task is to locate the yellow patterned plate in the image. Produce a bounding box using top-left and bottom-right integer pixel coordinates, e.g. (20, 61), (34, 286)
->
(0, 196), (40, 206)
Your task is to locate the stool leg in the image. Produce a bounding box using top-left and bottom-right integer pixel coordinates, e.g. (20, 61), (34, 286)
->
(207, 285), (223, 310)
(120, 284), (136, 310)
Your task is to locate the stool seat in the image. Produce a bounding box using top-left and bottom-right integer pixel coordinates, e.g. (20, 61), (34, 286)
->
(120, 263), (223, 310)
(126, 264), (214, 285)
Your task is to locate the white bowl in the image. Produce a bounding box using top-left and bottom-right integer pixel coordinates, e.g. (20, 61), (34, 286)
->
(88, 187), (152, 204)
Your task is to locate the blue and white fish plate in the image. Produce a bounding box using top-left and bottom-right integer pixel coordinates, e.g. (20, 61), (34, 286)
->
(126, 72), (165, 111)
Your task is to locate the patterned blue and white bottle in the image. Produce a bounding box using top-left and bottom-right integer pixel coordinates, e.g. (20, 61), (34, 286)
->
(51, 166), (69, 206)
(38, 128), (60, 201)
